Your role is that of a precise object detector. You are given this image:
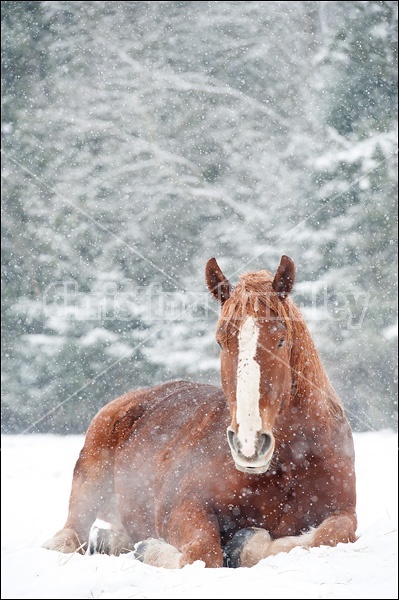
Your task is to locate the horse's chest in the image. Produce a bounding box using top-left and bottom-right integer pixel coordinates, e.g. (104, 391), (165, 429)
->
(214, 471), (293, 535)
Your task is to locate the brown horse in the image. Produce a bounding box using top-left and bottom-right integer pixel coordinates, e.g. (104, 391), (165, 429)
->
(43, 256), (357, 568)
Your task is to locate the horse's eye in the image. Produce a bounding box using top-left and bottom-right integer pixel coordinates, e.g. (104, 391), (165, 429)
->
(217, 341), (223, 350)
(277, 339), (285, 348)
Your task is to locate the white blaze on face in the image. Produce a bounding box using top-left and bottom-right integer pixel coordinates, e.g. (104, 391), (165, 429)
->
(236, 316), (262, 457)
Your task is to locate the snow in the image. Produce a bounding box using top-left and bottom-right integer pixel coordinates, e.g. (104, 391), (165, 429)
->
(1, 430), (397, 599)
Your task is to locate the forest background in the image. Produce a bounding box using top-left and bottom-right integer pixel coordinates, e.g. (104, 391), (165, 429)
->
(1, 1), (397, 434)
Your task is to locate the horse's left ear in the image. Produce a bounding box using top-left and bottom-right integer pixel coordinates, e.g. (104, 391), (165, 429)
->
(272, 255), (296, 300)
(205, 258), (232, 304)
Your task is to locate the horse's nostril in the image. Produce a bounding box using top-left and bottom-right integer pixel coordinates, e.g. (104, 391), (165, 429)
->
(227, 428), (237, 452)
(259, 433), (272, 456)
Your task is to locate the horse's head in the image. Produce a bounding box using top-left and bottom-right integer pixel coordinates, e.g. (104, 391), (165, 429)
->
(206, 256), (296, 475)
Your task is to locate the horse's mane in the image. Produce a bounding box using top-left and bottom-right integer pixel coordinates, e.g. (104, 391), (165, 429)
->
(218, 271), (344, 416)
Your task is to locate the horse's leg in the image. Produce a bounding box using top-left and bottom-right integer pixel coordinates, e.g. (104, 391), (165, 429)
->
(134, 499), (224, 568)
(42, 429), (116, 554)
(43, 392), (156, 555)
(227, 512), (357, 567)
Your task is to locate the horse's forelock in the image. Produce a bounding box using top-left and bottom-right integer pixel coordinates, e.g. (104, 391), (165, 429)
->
(218, 271), (294, 343)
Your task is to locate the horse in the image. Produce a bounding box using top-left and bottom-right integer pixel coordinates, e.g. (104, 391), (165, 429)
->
(43, 255), (357, 568)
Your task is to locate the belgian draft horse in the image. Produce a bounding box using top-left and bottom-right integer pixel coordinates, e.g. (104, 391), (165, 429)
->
(43, 256), (357, 568)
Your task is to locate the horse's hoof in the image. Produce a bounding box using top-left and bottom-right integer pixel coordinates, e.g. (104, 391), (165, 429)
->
(223, 527), (268, 568)
(88, 519), (112, 555)
(132, 538), (182, 568)
(88, 519), (134, 556)
(42, 528), (84, 554)
(133, 540), (148, 562)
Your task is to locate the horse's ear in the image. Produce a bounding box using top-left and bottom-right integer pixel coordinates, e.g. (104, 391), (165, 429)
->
(205, 258), (232, 304)
(272, 255), (296, 300)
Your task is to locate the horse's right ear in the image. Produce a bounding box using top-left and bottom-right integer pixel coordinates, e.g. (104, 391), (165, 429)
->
(205, 258), (232, 304)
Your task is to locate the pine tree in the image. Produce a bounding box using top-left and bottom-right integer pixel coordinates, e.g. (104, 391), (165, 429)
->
(306, 1), (398, 430)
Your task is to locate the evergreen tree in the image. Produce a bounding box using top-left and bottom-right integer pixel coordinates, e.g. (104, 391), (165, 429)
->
(1, 1), (397, 433)
(306, 1), (398, 430)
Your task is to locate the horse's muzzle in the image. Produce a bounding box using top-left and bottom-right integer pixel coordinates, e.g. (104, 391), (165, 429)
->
(226, 427), (275, 474)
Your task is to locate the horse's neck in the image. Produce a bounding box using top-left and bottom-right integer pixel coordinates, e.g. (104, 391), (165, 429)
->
(289, 317), (341, 412)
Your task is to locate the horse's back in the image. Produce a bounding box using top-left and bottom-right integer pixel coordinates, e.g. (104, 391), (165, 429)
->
(85, 380), (225, 451)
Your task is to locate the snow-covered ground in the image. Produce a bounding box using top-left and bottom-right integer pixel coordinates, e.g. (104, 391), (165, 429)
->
(1, 430), (397, 599)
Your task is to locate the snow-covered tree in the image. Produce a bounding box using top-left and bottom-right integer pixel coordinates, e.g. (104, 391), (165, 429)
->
(1, 1), (397, 432)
